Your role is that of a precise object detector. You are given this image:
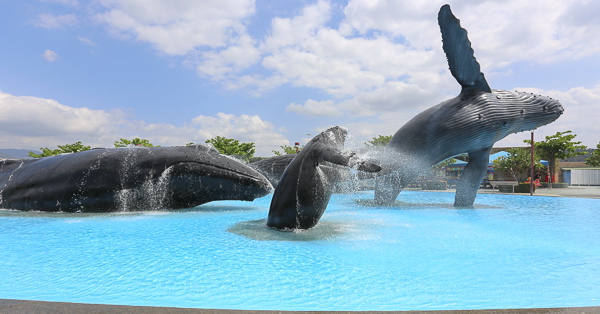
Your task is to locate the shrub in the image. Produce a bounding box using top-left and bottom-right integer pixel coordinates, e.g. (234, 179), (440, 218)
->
(539, 182), (568, 188)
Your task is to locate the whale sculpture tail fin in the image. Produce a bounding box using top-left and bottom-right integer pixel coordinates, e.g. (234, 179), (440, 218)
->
(438, 4), (491, 93)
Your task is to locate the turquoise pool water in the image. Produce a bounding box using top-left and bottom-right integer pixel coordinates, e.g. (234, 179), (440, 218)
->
(1, 191), (599, 311)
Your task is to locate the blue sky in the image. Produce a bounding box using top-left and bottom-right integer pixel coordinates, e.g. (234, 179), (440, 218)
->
(1, 0), (599, 156)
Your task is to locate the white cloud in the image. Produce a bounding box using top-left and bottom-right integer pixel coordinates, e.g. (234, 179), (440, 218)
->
(77, 37), (96, 46)
(338, 81), (450, 116)
(339, 0), (442, 48)
(196, 33), (261, 80)
(34, 13), (77, 29)
(11, 1), (600, 156)
(261, 0), (332, 52)
(95, 0), (255, 55)
(340, 0), (600, 67)
(0, 91), (125, 148)
(42, 49), (60, 62)
(0, 91), (287, 156)
(193, 0), (600, 102)
(190, 112), (289, 155)
(286, 99), (342, 117)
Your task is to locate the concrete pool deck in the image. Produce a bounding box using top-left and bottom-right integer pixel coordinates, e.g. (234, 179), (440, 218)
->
(420, 185), (600, 199)
(2, 187), (599, 313)
(1, 299), (599, 314)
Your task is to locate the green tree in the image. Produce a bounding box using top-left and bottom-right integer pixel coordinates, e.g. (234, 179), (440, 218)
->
(28, 141), (91, 158)
(493, 147), (544, 182)
(272, 145), (303, 156)
(586, 142), (600, 167)
(524, 131), (587, 183)
(205, 136), (255, 162)
(366, 135), (392, 147)
(114, 138), (157, 148)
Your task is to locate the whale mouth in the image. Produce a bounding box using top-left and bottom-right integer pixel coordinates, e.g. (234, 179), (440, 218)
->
(167, 161), (273, 201)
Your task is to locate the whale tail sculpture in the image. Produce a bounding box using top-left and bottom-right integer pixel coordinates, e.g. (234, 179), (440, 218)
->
(438, 4), (491, 94)
(267, 126), (381, 230)
(374, 4), (563, 207)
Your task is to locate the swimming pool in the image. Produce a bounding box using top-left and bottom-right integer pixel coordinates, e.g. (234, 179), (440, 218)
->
(1, 191), (599, 311)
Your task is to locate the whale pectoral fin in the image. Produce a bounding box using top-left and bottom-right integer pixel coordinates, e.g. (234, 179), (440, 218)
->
(438, 4), (491, 93)
(454, 147), (492, 208)
(322, 151), (382, 173)
(354, 161), (382, 173)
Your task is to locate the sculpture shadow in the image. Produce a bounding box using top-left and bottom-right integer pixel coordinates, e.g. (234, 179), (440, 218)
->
(229, 219), (347, 241)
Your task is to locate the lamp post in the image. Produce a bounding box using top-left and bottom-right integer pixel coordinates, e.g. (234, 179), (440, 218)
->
(530, 131), (535, 196)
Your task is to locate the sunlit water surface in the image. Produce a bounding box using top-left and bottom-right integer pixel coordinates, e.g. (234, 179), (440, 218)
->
(1, 191), (599, 311)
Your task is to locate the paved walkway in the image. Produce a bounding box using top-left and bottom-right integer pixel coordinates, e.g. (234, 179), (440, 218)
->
(523, 185), (600, 198)
(417, 185), (600, 199)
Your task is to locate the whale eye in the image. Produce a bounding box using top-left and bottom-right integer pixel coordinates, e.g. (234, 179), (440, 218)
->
(478, 113), (483, 120)
(542, 105), (548, 112)
(496, 95), (501, 99)
(520, 109), (525, 115)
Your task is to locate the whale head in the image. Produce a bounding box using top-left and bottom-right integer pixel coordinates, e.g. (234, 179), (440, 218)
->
(476, 89), (563, 140)
(119, 145), (273, 209)
(311, 125), (348, 149)
(163, 145), (273, 208)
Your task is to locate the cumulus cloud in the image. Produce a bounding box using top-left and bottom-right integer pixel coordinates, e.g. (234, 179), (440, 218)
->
(340, 0), (600, 67)
(190, 112), (289, 154)
(179, 0), (448, 103)
(0, 91), (125, 148)
(286, 99), (342, 117)
(94, 0), (255, 55)
(196, 33), (261, 80)
(42, 49), (60, 62)
(12, 1), (600, 154)
(34, 13), (77, 29)
(0, 91), (286, 156)
(185, 0), (600, 103)
(85, 0), (600, 120)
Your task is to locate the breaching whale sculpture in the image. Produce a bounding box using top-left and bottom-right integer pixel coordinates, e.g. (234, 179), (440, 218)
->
(0, 145), (272, 212)
(375, 4), (563, 207)
(267, 126), (381, 230)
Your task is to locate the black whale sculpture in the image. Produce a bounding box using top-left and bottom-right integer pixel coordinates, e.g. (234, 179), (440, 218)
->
(267, 126), (381, 230)
(375, 5), (563, 207)
(0, 145), (272, 212)
(250, 154), (296, 186)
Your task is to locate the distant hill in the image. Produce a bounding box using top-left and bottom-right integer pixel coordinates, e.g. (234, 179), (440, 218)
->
(0, 149), (40, 159)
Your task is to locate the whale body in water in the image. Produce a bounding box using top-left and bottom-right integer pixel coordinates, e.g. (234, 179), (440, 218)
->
(0, 145), (272, 212)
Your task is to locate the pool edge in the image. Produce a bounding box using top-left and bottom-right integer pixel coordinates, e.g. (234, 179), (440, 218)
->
(1, 299), (598, 314)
